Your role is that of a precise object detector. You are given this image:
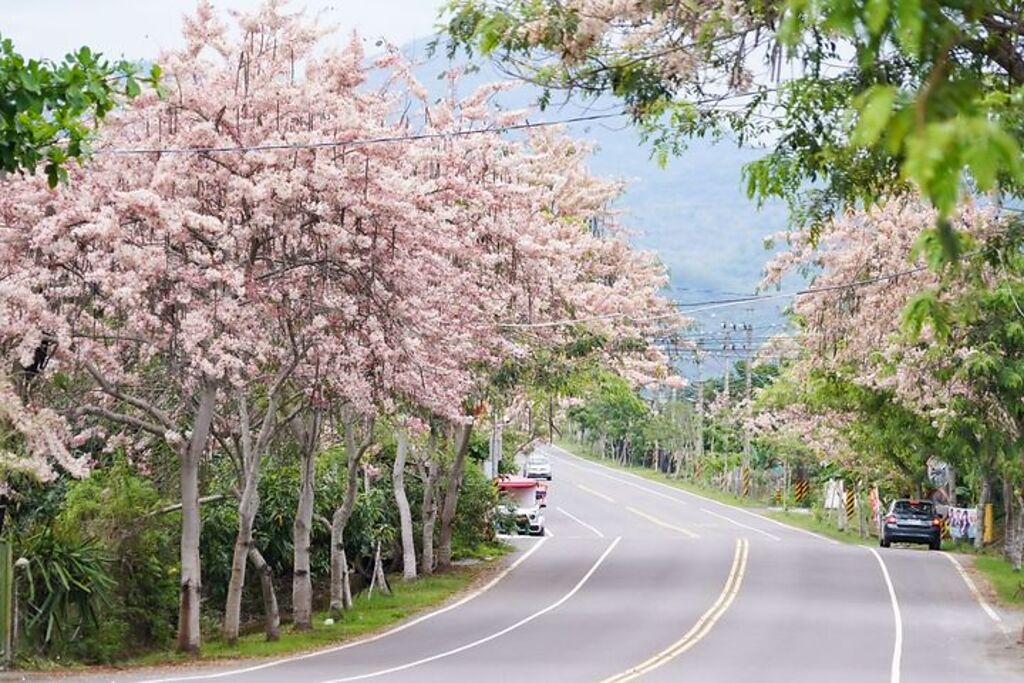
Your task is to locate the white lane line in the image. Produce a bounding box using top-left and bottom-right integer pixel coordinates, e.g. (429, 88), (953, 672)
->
(323, 537), (623, 682)
(557, 506), (605, 538)
(627, 506), (700, 539)
(545, 527), (555, 537)
(578, 482), (617, 503)
(701, 508), (781, 541)
(137, 537), (550, 683)
(549, 445), (837, 544)
(942, 553), (1010, 640)
(869, 548), (903, 683)
(602, 538), (750, 682)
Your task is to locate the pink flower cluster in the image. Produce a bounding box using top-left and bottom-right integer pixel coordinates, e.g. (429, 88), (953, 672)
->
(0, 1), (681, 482)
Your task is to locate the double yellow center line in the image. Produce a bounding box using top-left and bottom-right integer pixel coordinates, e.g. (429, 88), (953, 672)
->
(602, 538), (751, 682)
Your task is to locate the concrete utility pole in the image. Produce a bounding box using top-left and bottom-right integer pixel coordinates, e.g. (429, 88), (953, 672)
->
(721, 321), (739, 495)
(696, 352), (704, 462)
(721, 322), (732, 399)
(742, 318), (753, 472)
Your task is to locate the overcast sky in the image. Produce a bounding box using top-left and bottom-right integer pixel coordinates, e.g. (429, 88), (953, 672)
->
(2, 1), (447, 60)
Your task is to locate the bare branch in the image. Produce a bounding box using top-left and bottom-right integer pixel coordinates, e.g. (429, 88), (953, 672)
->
(78, 405), (166, 437)
(83, 360), (175, 429)
(146, 493), (229, 517)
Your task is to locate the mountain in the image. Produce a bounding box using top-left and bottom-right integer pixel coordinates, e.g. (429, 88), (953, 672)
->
(393, 40), (794, 366)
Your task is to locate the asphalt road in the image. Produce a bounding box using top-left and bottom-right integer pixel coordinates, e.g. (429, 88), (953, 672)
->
(53, 443), (1023, 682)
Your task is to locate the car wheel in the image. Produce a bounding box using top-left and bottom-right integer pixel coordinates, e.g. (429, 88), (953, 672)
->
(929, 538), (941, 551)
(879, 536), (891, 548)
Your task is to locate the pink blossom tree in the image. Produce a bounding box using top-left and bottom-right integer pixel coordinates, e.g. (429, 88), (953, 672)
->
(0, 0), (685, 652)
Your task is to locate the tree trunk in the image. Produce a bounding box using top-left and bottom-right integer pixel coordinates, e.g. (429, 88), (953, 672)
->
(1012, 489), (1024, 572)
(223, 386), (287, 645)
(224, 488), (258, 645)
(291, 411), (321, 631)
(437, 422), (472, 570)
(341, 545), (353, 609)
(330, 414), (369, 615)
(176, 381), (217, 654)
(368, 540), (391, 598)
(292, 446), (316, 629)
(1005, 478), (1015, 561)
(248, 546), (280, 641)
(330, 508), (353, 614)
(420, 439), (440, 576)
(548, 395), (554, 442)
(489, 406), (503, 478)
(393, 425), (417, 581)
(976, 476), (991, 549)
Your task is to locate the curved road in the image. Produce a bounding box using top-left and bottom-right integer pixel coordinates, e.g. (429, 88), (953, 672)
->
(60, 444), (1022, 682)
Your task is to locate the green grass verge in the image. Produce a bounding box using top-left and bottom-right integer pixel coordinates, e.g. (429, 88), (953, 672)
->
(974, 556), (1024, 606)
(25, 547), (512, 672)
(453, 539), (510, 562)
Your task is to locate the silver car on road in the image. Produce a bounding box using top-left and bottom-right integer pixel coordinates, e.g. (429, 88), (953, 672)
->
(523, 453), (552, 480)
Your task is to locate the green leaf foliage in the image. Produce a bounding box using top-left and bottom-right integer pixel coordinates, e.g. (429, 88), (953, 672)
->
(442, 0), (1024, 240)
(0, 34), (157, 185)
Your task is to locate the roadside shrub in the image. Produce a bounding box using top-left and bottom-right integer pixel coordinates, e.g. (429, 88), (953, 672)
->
(452, 465), (498, 557)
(201, 452), (341, 621)
(20, 527), (114, 656)
(54, 461), (178, 659)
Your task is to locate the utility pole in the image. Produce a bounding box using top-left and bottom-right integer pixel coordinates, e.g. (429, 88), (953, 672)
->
(721, 322), (732, 399)
(743, 317), (753, 473)
(722, 322), (737, 495)
(696, 351), (705, 463)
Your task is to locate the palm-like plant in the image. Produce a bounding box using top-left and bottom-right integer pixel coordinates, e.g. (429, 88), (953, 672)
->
(21, 527), (114, 648)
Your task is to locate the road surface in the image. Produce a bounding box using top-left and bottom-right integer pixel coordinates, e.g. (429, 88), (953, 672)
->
(55, 444), (1022, 682)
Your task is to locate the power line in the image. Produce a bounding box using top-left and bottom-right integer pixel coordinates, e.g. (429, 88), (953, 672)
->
(94, 112), (628, 156)
(501, 264), (930, 329)
(91, 85), (783, 157)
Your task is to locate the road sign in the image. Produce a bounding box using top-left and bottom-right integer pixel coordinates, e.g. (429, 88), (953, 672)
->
(794, 479), (809, 505)
(844, 489), (856, 522)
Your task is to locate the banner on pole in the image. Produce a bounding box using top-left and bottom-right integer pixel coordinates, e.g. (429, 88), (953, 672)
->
(869, 486), (881, 532)
(947, 506), (978, 540)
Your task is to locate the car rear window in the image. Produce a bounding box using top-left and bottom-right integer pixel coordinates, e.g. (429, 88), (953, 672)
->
(893, 500), (934, 516)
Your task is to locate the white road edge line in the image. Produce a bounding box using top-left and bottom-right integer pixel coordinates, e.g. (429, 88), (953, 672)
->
(549, 445), (838, 544)
(322, 537), (623, 682)
(869, 548), (903, 683)
(136, 537), (551, 683)
(557, 505), (605, 538)
(701, 508), (781, 541)
(942, 553), (1012, 640)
